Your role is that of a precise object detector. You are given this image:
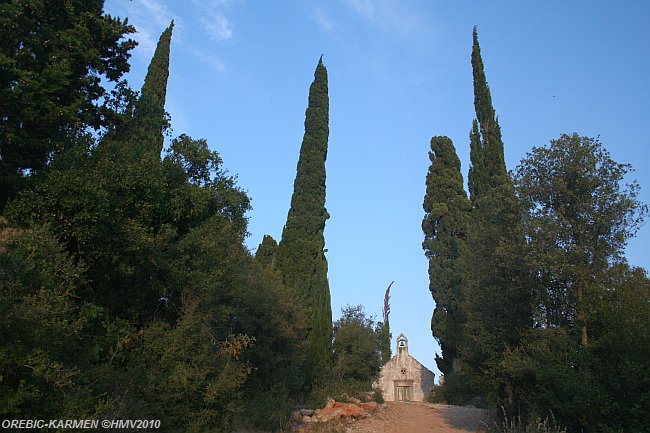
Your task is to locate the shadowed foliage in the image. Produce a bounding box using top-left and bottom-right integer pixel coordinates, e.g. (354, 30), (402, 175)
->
(275, 57), (333, 394)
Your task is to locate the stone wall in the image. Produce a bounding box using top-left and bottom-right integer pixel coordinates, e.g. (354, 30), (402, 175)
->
(376, 354), (435, 402)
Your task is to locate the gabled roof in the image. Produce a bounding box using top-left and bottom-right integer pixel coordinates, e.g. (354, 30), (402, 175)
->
(383, 352), (434, 375)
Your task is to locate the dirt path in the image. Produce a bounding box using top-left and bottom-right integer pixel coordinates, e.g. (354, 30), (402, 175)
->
(345, 402), (493, 433)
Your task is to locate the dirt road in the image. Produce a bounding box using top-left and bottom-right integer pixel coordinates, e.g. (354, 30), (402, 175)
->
(345, 402), (493, 433)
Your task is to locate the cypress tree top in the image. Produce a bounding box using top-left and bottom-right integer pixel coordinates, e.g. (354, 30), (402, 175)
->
(139, 21), (174, 115)
(124, 21), (174, 158)
(282, 57), (330, 243)
(255, 234), (278, 268)
(471, 27), (495, 134)
(470, 27), (507, 193)
(422, 136), (469, 252)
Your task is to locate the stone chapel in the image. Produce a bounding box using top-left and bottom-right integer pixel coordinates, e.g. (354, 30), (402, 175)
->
(375, 333), (435, 402)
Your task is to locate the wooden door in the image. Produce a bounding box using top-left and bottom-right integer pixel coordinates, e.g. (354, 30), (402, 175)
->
(396, 386), (412, 401)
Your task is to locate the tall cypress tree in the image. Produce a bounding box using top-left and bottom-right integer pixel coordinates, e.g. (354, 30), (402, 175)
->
(131, 20), (173, 156)
(378, 281), (393, 364)
(467, 119), (482, 202)
(105, 21), (173, 160)
(462, 28), (531, 403)
(276, 57), (332, 391)
(422, 136), (470, 376)
(87, 22), (174, 319)
(470, 27), (507, 193)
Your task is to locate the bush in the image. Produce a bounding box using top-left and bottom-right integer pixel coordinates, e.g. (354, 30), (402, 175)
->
(372, 388), (384, 404)
(429, 384), (446, 404)
(439, 372), (482, 406)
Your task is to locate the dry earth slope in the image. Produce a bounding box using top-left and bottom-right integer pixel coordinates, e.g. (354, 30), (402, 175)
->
(346, 402), (493, 433)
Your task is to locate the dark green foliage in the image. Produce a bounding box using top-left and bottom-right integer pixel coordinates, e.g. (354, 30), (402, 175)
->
(255, 234), (279, 268)
(0, 222), (101, 418)
(376, 322), (391, 365)
(422, 136), (469, 376)
(470, 27), (507, 192)
(8, 135), (171, 321)
(308, 305), (384, 407)
(460, 180), (530, 360)
(163, 134), (251, 234)
(167, 133), (222, 186)
(332, 305), (382, 386)
(0, 0), (136, 210)
(276, 57), (333, 392)
(101, 21), (173, 162)
(500, 266), (650, 433)
(467, 119), (482, 202)
(137, 21), (173, 147)
(434, 371), (480, 406)
(5, 25), (250, 326)
(168, 217), (301, 431)
(459, 28), (531, 406)
(117, 309), (253, 433)
(588, 266), (650, 432)
(235, 263), (305, 430)
(499, 328), (592, 429)
(2, 129), (259, 429)
(468, 26), (511, 204)
(377, 282), (392, 365)
(0, 16), (281, 432)
(118, 21), (173, 158)
(514, 134), (647, 345)
(508, 134), (650, 432)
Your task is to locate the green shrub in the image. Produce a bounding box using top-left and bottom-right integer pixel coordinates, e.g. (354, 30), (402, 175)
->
(439, 372), (482, 406)
(372, 388), (384, 404)
(428, 384), (446, 403)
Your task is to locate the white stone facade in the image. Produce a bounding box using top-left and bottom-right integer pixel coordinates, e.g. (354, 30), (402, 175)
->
(375, 334), (435, 402)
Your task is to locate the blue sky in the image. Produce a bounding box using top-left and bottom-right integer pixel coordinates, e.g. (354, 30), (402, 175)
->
(105, 0), (650, 377)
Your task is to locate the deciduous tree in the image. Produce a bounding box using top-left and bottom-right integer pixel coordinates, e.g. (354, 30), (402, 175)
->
(332, 305), (383, 389)
(514, 133), (647, 346)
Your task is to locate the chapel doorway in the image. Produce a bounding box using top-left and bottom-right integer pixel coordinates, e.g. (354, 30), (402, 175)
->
(396, 386), (412, 401)
(394, 380), (413, 401)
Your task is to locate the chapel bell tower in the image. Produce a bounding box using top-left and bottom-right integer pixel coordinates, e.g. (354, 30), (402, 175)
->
(396, 333), (409, 360)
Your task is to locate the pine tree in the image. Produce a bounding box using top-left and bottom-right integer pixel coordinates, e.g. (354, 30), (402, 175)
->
(276, 57), (332, 391)
(461, 28), (531, 403)
(422, 136), (469, 375)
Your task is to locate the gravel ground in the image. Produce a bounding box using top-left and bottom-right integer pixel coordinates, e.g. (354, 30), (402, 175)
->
(345, 402), (494, 433)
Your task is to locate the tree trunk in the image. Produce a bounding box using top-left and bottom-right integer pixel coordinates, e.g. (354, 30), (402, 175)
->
(578, 285), (588, 346)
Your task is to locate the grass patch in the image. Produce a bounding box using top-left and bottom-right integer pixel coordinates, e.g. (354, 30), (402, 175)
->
(486, 408), (567, 433)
